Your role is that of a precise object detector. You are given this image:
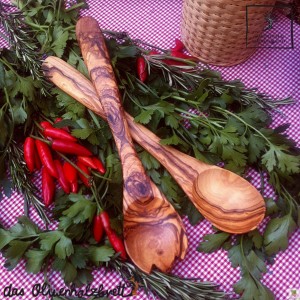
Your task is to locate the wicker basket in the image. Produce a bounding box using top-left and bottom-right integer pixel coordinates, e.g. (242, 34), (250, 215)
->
(181, 0), (277, 66)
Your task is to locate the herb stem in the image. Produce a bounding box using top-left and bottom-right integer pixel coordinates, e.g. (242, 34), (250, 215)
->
(56, 0), (62, 22)
(63, 25), (75, 31)
(124, 91), (143, 108)
(88, 109), (102, 129)
(17, 235), (40, 240)
(175, 107), (223, 131)
(171, 95), (200, 106)
(0, 88), (15, 155)
(65, 2), (86, 12)
(91, 183), (103, 211)
(214, 106), (272, 145)
(24, 21), (48, 30)
(0, 57), (19, 75)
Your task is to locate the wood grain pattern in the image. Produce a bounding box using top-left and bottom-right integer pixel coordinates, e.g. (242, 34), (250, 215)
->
(75, 16), (188, 274)
(43, 57), (266, 234)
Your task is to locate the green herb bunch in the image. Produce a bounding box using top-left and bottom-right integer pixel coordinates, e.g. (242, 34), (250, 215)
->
(0, 1), (299, 300)
(99, 32), (299, 300)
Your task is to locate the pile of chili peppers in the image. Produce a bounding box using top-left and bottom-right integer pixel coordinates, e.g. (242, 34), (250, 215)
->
(24, 118), (127, 259)
(136, 38), (198, 82)
(23, 118), (106, 207)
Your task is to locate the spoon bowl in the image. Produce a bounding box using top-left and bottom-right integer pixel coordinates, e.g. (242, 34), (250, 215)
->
(124, 196), (187, 272)
(193, 168), (265, 233)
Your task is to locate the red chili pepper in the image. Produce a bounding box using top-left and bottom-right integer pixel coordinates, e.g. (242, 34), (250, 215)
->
(76, 161), (92, 187)
(34, 152), (42, 171)
(42, 166), (56, 207)
(149, 50), (159, 55)
(107, 230), (127, 260)
(63, 161), (78, 193)
(99, 211), (126, 260)
(24, 137), (36, 173)
(63, 161), (77, 183)
(137, 56), (147, 82)
(70, 181), (78, 194)
(51, 140), (92, 156)
(92, 157), (106, 174)
(54, 160), (70, 194)
(172, 38), (185, 52)
(54, 117), (70, 132)
(77, 156), (98, 170)
(99, 211), (111, 232)
(93, 214), (104, 243)
(55, 117), (63, 123)
(43, 127), (77, 142)
(35, 140), (58, 178)
(77, 156), (106, 174)
(163, 59), (185, 66)
(40, 121), (52, 130)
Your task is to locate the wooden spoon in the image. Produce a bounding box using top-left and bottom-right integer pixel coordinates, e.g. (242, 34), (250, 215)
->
(75, 16), (188, 274)
(43, 58), (266, 235)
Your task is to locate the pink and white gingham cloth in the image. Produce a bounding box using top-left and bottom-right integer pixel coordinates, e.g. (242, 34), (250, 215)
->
(0, 1), (299, 300)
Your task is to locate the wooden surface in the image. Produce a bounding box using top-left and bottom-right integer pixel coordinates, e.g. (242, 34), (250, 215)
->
(75, 16), (188, 273)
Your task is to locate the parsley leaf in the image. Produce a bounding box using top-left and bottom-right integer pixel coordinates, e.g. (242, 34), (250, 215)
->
(61, 261), (77, 284)
(4, 240), (33, 270)
(70, 246), (89, 269)
(40, 231), (63, 251)
(88, 246), (115, 266)
(248, 134), (266, 164)
(61, 197), (96, 224)
(229, 244), (274, 300)
(134, 109), (154, 124)
(25, 249), (50, 274)
(198, 232), (230, 253)
(51, 25), (69, 57)
(263, 215), (297, 255)
(0, 229), (15, 250)
(54, 88), (86, 119)
(55, 235), (74, 259)
(262, 144), (300, 174)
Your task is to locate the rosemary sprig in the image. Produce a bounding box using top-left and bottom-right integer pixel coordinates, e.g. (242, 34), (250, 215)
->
(0, 1), (51, 95)
(147, 57), (294, 112)
(6, 140), (50, 224)
(108, 259), (228, 300)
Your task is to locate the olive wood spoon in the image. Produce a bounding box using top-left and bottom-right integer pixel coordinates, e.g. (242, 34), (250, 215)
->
(43, 57), (266, 235)
(75, 16), (188, 274)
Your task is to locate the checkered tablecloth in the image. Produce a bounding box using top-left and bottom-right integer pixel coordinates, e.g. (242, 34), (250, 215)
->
(0, 1), (299, 300)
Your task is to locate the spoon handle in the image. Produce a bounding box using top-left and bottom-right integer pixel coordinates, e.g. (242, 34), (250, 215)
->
(76, 17), (152, 199)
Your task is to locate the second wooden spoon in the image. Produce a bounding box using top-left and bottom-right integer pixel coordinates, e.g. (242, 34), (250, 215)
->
(76, 16), (188, 274)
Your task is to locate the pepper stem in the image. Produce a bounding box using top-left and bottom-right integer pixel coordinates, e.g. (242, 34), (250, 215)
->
(91, 183), (103, 212)
(29, 135), (51, 145)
